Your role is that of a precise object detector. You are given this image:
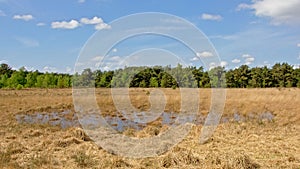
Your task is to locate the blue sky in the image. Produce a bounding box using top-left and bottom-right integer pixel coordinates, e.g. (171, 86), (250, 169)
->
(0, 0), (300, 73)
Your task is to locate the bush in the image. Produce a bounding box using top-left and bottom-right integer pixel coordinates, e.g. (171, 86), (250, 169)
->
(16, 84), (23, 90)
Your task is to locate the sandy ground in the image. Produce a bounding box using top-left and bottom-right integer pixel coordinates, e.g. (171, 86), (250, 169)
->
(0, 88), (299, 168)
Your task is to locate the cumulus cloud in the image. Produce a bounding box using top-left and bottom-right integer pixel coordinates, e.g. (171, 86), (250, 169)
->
(51, 16), (110, 30)
(91, 56), (104, 62)
(43, 66), (57, 73)
(209, 62), (216, 69)
(293, 64), (300, 69)
(192, 51), (214, 61)
(65, 67), (73, 74)
(196, 51), (214, 58)
(51, 19), (80, 29)
(13, 14), (33, 21)
(208, 61), (227, 69)
(201, 13), (222, 21)
(242, 54), (252, 58)
(245, 57), (255, 62)
(80, 16), (111, 30)
(220, 61), (228, 67)
(232, 59), (241, 63)
(80, 16), (103, 24)
(262, 61), (271, 67)
(244, 62), (251, 65)
(95, 23), (111, 30)
(237, 0), (300, 25)
(241, 54), (255, 65)
(236, 3), (252, 11)
(191, 57), (199, 61)
(0, 60), (8, 64)
(24, 66), (35, 71)
(109, 56), (121, 61)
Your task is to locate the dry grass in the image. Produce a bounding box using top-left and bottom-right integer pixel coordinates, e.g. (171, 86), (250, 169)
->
(0, 88), (299, 168)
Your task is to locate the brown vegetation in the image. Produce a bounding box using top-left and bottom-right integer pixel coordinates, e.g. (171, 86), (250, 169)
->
(0, 88), (299, 168)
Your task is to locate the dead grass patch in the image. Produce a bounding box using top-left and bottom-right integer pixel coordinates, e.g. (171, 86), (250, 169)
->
(0, 88), (299, 168)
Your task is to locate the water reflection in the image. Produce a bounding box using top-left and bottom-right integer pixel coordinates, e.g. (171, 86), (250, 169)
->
(16, 111), (274, 132)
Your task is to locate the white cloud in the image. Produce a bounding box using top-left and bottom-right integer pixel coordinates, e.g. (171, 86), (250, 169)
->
(245, 57), (255, 62)
(50, 17), (110, 30)
(78, 0), (85, 3)
(208, 61), (227, 69)
(13, 14), (34, 21)
(238, 0), (300, 25)
(220, 61), (228, 67)
(293, 64), (300, 69)
(91, 56), (104, 62)
(95, 22), (111, 30)
(15, 37), (39, 47)
(112, 48), (117, 52)
(109, 56), (121, 61)
(209, 62), (216, 69)
(103, 66), (110, 71)
(43, 66), (57, 73)
(245, 62), (252, 65)
(80, 16), (111, 30)
(242, 54), (252, 58)
(241, 54), (255, 65)
(236, 3), (252, 11)
(80, 16), (103, 24)
(297, 43), (300, 47)
(191, 57), (199, 61)
(196, 51), (214, 58)
(209, 35), (238, 40)
(0, 60), (8, 64)
(24, 66), (35, 71)
(51, 19), (79, 29)
(66, 67), (72, 74)
(232, 59), (241, 63)
(262, 61), (271, 67)
(240, 54), (255, 65)
(201, 13), (222, 21)
(192, 51), (214, 62)
(36, 22), (46, 26)
(0, 10), (5, 16)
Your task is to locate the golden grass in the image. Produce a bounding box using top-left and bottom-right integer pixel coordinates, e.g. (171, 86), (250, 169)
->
(0, 88), (299, 168)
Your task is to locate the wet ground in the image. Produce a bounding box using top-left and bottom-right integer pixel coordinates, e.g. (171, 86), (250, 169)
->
(16, 111), (274, 132)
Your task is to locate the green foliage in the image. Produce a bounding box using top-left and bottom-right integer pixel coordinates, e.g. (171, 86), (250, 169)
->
(209, 66), (226, 88)
(149, 77), (159, 87)
(7, 69), (26, 88)
(0, 63), (13, 77)
(0, 63), (300, 89)
(16, 84), (23, 90)
(0, 65), (71, 89)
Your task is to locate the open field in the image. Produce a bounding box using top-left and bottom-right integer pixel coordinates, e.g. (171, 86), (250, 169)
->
(0, 88), (299, 168)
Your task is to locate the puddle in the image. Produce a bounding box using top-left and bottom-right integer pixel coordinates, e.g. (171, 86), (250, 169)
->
(16, 111), (274, 132)
(16, 110), (81, 129)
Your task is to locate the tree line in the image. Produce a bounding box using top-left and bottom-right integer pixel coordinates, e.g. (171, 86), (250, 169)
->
(0, 62), (299, 89)
(0, 64), (71, 89)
